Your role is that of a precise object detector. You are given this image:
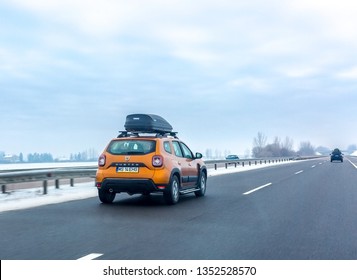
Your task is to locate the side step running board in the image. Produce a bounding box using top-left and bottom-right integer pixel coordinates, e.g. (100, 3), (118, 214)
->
(179, 187), (200, 194)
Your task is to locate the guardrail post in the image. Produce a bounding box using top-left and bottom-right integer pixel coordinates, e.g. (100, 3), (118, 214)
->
(43, 180), (48, 195)
(2, 185), (6, 194)
(242, 162), (244, 167)
(70, 178), (74, 187)
(55, 179), (60, 189)
(214, 164), (217, 170)
(225, 163), (228, 169)
(249, 161), (251, 166)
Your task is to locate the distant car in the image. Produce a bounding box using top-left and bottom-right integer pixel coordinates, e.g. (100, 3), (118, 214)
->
(226, 155), (239, 160)
(330, 148), (343, 162)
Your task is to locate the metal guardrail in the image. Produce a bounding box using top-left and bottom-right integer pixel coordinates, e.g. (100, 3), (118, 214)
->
(0, 156), (320, 195)
(204, 157), (295, 170)
(0, 168), (97, 194)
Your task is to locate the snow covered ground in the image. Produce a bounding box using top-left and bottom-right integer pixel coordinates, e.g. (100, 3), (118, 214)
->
(0, 161), (98, 171)
(0, 159), (304, 213)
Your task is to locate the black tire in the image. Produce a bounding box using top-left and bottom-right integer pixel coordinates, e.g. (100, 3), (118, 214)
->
(164, 175), (180, 205)
(195, 172), (207, 197)
(98, 189), (116, 204)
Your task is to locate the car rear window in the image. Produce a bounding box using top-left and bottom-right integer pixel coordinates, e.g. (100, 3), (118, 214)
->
(107, 140), (156, 155)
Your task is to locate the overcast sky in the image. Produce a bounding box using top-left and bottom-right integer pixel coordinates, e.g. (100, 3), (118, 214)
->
(1, 0), (357, 158)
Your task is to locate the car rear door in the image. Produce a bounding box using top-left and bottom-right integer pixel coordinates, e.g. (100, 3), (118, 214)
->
(171, 141), (190, 187)
(178, 142), (199, 186)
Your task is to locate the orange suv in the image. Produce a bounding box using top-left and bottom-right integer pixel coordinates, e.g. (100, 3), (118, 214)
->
(95, 114), (207, 205)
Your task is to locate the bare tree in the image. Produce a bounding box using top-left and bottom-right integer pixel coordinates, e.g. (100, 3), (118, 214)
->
(252, 132), (267, 157)
(282, 137), (294, 151)
(252, 133), (296, 158)
(298, 141), (315, 156)
(281, 136), (294, 156)
(253, 132), (267, 148)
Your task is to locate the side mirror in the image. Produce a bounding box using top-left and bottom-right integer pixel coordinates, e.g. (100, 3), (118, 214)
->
(195, 152), (203, 159)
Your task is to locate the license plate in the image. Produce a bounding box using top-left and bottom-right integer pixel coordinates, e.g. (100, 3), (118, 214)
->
(116, 167), (139, 173)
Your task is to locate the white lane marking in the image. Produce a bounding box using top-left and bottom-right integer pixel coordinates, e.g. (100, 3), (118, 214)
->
(311, 165), (316, 168)
(347, 159), (357, 169)
(77, 253), (103, 260)
(295, 170), (304, 175)
(243, 183), (272, 195)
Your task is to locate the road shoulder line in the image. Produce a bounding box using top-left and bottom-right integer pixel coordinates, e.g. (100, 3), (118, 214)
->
(347, 159), (357, 169)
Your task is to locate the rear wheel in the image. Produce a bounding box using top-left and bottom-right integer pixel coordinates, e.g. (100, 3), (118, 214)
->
(164, 175), (180, 205)
(98, 189), (116, 204)
(195, 172), (207, 197)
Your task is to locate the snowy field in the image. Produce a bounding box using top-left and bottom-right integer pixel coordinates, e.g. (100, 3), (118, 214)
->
(0, 159), (308, 213)
(0, 161), (98, 171)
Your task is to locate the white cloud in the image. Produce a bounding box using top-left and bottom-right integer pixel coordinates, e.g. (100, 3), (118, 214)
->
(10, 0), (133, 36)
(335, 67), (357, 79)
(278, 65), (322, 78)
(0, 48), (45, 80)
(227, 77), (271, 93)
(286, 0), (357, 44)
(2, 0), (357, 155)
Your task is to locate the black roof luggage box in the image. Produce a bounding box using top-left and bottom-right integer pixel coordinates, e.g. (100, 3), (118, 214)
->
(124, 114), (173, 133)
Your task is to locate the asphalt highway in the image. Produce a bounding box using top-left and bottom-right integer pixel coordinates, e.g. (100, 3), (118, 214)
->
(1, 157), (357, 260)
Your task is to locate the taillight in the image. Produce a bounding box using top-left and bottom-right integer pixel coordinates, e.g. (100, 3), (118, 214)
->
(98, 154), (106, 167)
(152, 155), (163, 167)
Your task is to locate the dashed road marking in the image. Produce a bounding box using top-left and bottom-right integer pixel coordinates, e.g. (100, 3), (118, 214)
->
(77, 253), (103, 260)
(243, 183), (272, 195)
(295, 170), (304, 175)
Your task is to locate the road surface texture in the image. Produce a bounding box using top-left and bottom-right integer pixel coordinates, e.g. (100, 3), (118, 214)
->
(1, 157), (357, 260)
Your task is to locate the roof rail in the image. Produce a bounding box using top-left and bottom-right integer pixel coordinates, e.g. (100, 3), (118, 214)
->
(117, 131), (178, 138)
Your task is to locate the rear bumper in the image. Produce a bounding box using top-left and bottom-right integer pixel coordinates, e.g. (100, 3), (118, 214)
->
(331, 156), (343, 161)
(97, 178), (167, 194)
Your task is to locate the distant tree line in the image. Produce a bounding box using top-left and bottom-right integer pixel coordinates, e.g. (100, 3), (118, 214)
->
(203, 135), (356, 160)
(69, 149), (98, 162)
(252, 132), (315, 158)
(0, 148), (99, 163)
(27, 153), (54, 163)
